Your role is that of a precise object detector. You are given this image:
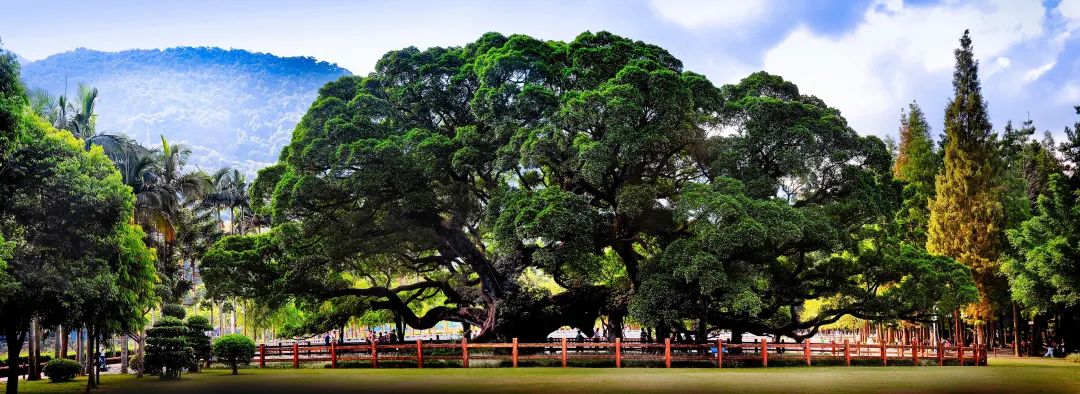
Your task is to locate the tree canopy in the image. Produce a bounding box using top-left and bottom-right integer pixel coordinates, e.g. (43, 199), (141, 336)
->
(203, 31), (975, 342)
(0, 44), (156, 394)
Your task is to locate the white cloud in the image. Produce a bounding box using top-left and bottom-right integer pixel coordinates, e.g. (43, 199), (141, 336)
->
(1059, 82), (1080, 104)
(1022, 61), (1056, 82)
(650, 0), (768, 30)
(762, 0), (1046, 135)
(1060, 0), (1080, 31)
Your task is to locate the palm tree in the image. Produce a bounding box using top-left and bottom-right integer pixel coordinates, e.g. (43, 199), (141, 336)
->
(63, 83), (133, 156)
(204, 168), (250, 234)
(175, 200), (222, 283)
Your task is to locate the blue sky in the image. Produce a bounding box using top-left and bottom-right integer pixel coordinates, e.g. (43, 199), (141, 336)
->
(2, 0), (1079, 140)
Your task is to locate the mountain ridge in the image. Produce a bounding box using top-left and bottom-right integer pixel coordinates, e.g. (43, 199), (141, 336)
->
(20, 46), (352, 174)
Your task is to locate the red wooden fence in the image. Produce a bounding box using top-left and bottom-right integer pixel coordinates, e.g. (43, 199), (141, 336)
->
(253, 338), (988, 369)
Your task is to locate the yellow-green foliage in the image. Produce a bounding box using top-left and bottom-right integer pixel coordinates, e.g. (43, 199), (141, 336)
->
(926, 31), (1003, 322)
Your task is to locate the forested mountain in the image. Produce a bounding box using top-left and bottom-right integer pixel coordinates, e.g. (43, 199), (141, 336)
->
(19, 47), (351, 173)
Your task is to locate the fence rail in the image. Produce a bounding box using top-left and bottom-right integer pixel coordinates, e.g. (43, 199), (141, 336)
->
(256, 338), (989, 369)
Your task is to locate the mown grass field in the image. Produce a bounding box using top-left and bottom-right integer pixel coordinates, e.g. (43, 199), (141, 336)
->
(4, 357), (1077, 393)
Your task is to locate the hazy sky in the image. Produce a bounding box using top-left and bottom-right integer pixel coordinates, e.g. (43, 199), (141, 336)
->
(3, 0), (1079, 139)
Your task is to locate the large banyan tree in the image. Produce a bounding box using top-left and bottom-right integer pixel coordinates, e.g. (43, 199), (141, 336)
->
(202, 31), (975, 342)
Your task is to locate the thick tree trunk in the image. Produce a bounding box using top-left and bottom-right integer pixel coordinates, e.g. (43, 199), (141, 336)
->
(1063, 308), (1079, 353)
(121, 335), (129, 373)
(60, 325), (68, 359)
(54, 325), (62, 361)
(76, 329), (84, 373)
(5, 328), (26, 394)
(85, 327), (95, 391)
(606, 313), (624, 340)
(729, 328), (744, 354)
(219, 303), (225, 336)
(394, 314), (405, 342)
(1032, 315), (1044, 356)
(27, 319), (39, 381)
(136, 331), (146, 378)
(95, 334), (102, 386)
(976, 322), (986, 351)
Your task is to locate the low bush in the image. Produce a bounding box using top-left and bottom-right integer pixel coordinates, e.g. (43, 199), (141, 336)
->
(42, 358), (82, 382)
(1066, 353), (1080, 363)
(213, 334), (257, 375)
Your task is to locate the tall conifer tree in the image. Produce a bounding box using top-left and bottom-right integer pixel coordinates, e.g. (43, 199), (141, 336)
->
(927, 30), (1003, 342)
(894, 101), (940, 245)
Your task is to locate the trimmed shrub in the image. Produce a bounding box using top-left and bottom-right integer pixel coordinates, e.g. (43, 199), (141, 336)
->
(43, 358), (81, 382)
(185, 315), (213, 372)
(145, 316), (194, 380)
(162, 304), (186, 319)
(213, 334), (257, 375)
(1066, 353), (1080, 363)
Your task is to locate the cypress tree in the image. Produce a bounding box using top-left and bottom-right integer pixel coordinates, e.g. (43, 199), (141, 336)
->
(894, 101), (940, 245)
(927, 30), (1003, 342)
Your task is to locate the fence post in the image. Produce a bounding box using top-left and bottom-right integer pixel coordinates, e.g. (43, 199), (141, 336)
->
(717, 339), (723, 368)
(881, 341), (887, 366)
(259, 344), (265, 368)
(844, 340), (850, 367)
(292, 343), (299, 369)
(761, 338), (768, 367)
(664, 338), (671, 368)
(958, 343), (964, 366)
(461, 338), (469, 368)
(331, 342), (337, 369)
(937, 340), (943, 366)
(615, 337), (622, 368)
(804, 340), (811, 366)
(371, 340), (378, 369)
(416, 340), (423, 369)
(512, 338), (519, 368)
(561, 338), (567, 368)
(912, 342), (918, 366)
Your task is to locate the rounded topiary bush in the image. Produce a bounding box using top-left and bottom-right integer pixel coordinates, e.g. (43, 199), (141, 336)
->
(43, 358), (82, 382)
(162, 304), (186, 319)
(213, 334), (257, 375)
(145, 316), (194, 380)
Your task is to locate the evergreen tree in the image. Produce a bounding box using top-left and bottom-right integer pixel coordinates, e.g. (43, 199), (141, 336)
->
(894, 101), (940, 245)
(185, 316), (213, 372)
(927, 30), (1004, 341)
(144, 316), (193, 380)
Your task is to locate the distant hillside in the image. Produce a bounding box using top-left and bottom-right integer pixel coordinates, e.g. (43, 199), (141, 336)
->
(20, 47), (351, 174)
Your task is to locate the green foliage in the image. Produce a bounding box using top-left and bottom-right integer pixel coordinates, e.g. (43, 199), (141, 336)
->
(0, 42), (156, 394)
(203, 31), (976, 342)
(927, 30), (1003, 322)
(162, 304), (187, 319)
(42, 358), (82, 382)
(893, 101), (940, 246)
(212, 334), (257, 375)
(185, 315), (213, 371)
(145, 316), (193, 380)
(1005, 173), (1080, 311)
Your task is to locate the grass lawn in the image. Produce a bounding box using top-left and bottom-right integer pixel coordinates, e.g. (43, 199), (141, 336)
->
(4, 357), (1077, 393)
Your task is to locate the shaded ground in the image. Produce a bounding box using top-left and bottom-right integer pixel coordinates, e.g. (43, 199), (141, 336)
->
(4, 357), (1077, 393)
